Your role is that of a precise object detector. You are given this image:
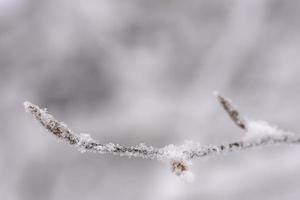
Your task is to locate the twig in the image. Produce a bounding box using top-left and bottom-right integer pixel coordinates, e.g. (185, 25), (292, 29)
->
(215, 92), (246, 130)
(23, 101), (161, 159)
(24, 93), (300, 179)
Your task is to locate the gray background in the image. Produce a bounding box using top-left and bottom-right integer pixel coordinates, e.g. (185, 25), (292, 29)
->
(1, 0), (300, 199)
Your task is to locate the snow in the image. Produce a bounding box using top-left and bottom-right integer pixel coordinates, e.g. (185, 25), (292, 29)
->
(23, 101), (32, 113)
(244, 120), (284, 141)
(77, 133), (93, 153)
(160, 140), (201, 161)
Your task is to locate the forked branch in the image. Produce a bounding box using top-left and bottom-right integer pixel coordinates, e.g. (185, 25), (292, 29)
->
(24, 93), (300, 180)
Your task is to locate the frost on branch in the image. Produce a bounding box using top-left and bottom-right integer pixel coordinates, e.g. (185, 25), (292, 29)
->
(245, 120), (284, 141)
(24, 93), (300, 180)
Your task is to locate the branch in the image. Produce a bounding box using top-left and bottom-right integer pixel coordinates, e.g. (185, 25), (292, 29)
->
(24, 93), (300, 180)
(23, 101), (161, 159)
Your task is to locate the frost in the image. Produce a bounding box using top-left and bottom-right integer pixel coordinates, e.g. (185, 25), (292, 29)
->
(77, 133), (93, 153)
(244, 120), (284, 141)
(79, 133), (93, 142)
(40, 112), (52, 126)
(161, 144), (181, 160)
(137, 143), (148, 150)
(162, 141), (199, 181)
(105, 143), (116, 152)
(160, 140), (200, 161)
(23, 101), (32, 113)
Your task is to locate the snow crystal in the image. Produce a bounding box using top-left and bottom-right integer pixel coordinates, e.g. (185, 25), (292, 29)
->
(23, 101), (32, 113)
(77, 133), (93, 153)
(244, 120), (284, 141)
(161, 140), (200, 161)
(161, 144), (181, 160)
(40, 112), (53, 126)
(105, 143), (116, 152)
(79, 133), (93, 142)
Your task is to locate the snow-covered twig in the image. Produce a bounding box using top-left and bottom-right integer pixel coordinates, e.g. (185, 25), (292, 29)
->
(24, 93), (300, 179)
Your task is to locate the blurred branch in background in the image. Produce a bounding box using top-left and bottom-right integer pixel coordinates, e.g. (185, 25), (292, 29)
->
(24, 92), (300, 182)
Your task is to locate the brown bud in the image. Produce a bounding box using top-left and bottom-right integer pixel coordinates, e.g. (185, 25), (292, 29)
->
(171, 160), (188, 176)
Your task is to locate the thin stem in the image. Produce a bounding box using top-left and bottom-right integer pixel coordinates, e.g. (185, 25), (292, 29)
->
(24, 102), (161, 160)
(24, 93), (300, 177)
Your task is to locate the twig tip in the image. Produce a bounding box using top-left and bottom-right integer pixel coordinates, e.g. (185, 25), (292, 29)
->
(23, 101), (34, 112)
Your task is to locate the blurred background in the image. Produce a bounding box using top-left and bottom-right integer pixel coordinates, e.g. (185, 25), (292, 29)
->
(1, 0), (300, 199)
